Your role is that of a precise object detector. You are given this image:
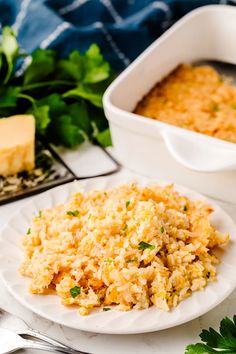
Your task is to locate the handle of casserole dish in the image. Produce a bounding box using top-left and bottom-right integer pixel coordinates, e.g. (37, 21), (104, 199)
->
(162, 130), (236, 172)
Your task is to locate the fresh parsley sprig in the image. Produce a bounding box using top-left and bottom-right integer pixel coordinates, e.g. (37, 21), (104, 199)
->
(0, 28), (114, 148)
(185, 315), (236, 353)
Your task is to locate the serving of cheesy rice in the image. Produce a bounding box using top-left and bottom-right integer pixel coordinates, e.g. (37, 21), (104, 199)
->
(20, 183), (229, 315)
(135, 64), (236, 144)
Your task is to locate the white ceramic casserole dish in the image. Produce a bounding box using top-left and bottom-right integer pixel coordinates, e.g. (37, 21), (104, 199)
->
(103, 5), (236, 203)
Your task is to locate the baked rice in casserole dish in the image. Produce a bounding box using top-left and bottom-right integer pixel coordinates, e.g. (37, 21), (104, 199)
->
(135, 64), (236, 144)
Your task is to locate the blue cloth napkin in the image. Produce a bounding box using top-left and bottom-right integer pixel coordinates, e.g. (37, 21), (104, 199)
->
(0, 0), (234, 70)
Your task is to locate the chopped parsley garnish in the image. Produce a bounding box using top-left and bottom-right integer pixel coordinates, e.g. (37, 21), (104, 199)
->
(185, 315), (236, 353)
(38, 211), (42, 217)
(126, 201), (130, 208)
(183, 205), (188, 211)
(105, 258), (114, 263)
(122, 224), (128, 232)
(160, 226), (164, 233)
(103, 308), (111, 311)
(27, 228), (31, 235)
(211, 102), (220, 112)
(67, 210), (79, 217)
(127, 259), (137, 263)
(70, 286), (81, 298)
(138, 241), (155, 250)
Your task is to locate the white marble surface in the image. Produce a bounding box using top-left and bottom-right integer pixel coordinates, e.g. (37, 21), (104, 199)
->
(0, 172), (236, 354)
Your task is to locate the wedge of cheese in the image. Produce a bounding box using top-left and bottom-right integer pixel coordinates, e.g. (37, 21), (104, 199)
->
(0, 115), (35, 176)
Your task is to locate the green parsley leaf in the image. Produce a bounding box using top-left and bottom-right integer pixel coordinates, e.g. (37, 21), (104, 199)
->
(85, 44), (103, 63)
(125, 201), (130, 208)
(67, 210), (79, 217)
(84, 62), (110, 84)
(103, 308), (111, 311)
(231, 103), (236, 110)
(38, 93), (67, 117)
(63, 84), (103, 108)
(185, 343), (217, 353)
(50, 114), (85, 148)
(56, 51), (83, 82)
(122, 224), (128, 232)
(138, 241), (155, 250)
(38, 211), (42, 217)
(185, 315), (236, 353)
(27, 228), (31, 235)
(219, 316), (236, 346)
(211, 102), (220, 112)
(67, 101), (91, 135)
(105, 258), (114, 263)
(32, 104), (50, 135)
(0, 86), (20, 110)
(23, 49), (56, 85)
(95, 128), (112, 147)
(70, 286), (81, 298)
(83, 44), (110, 84)
(127, 259), (137, 263)
(160, 226), (165, 233)
(35, 94), (88, 147)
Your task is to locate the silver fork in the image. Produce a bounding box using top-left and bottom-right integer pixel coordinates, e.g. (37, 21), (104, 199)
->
(0, 308), (90, 354)
(0, 328), (90, 354)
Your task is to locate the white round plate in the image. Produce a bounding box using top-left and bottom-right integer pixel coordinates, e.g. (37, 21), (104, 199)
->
(0, 174), (236, 334)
